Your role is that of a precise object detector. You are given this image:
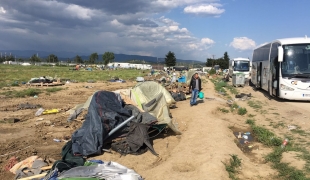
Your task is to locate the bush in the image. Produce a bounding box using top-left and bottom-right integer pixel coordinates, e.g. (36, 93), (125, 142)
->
(208, 69), (216, 75)
(46, 87), (63, 93)
(237, 107), (247, 115)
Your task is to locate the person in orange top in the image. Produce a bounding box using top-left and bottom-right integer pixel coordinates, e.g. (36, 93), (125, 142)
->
(75, 64), (80, 70)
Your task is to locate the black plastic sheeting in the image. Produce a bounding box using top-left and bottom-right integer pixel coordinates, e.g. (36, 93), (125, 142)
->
(71, 91), (156, 156)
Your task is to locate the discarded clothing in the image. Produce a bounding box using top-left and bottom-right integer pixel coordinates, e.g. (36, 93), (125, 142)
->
(3, 156), (19, 171)
(235, 93), (251, 98)
(170, 92), (186, 101)
(58, 161), (143, 180)
(15, 159), (47, 180)
(10, 156), (38, 174)
(51, 141), (85, 173)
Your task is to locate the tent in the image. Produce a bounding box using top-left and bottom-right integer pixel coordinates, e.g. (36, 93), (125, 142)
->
(68, 81), (181, 156)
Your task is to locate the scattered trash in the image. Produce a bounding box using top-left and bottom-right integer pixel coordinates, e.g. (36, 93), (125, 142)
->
(87, 80), (96, 83)
(36, 118), (44, 121)
(287, 125), (297, 130)
(35, 108), (45, 116)
(218, 91), (225, 95)
(17, 103), (40, 110)
(10, 156), (38, 174)
(244, 132), (251, 135)
(85, 86), (93, 88)
(281, 138), (289, 148)
(3, 156), (19, 171)
(242, 135), (248, 140)
(33, 95), (38, 98)
(53, 139), (61, 142)
(235, 93), (251, 100)
(136, 76), (145, 82)
(237, 132), (242, 139)
(42, 109), (59, 115)
(227, 99), (234, 105)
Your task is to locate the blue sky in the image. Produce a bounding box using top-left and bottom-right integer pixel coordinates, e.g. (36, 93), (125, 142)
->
(0, 0), (309, 61)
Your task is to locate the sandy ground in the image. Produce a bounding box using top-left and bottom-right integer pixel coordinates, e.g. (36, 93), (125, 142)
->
(0, 77), (310, 180)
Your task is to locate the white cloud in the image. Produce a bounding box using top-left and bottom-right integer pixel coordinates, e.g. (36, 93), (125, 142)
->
(65, 4), (96, 20)
(201, 38), (215, 45)
(230, 37), (256, 51)
(0, 6), (6, 14)
(169, 25), (179, 31)
(184, 4), (225, 16)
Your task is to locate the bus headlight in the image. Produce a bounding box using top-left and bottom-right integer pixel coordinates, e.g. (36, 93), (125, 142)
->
(280, 84), (294, 91)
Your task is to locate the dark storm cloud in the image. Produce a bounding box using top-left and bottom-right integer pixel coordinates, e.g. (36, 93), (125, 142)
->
(56, 0), (152, 15)
(0, 0), (218, 60)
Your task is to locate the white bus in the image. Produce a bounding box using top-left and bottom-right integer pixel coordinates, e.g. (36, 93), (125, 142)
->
(229, 58), (251, 79)
(251, 37), (310, 100)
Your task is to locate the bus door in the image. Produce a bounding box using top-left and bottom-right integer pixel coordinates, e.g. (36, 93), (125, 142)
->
(272, 59), (279, 96)
(270, 43), (280, 96)
(257, 62), (262, 88)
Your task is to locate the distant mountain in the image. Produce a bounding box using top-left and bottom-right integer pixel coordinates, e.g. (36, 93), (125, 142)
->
(0, 50), (204, 64)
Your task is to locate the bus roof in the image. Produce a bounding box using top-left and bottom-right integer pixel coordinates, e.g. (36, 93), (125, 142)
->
(232, 57), (249, 61)
(275, 37), (310, 45)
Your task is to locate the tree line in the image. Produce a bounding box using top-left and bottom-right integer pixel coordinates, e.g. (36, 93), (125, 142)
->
(0, 52), (115, 65)
(206, 52), (230, 69)
(1, 50), (231, 69)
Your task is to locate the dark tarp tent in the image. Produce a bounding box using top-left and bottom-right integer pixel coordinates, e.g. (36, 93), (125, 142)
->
(71, 91), (156, 156)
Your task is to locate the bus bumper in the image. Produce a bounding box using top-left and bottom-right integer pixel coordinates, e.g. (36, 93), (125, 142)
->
(279, 90), (310, 100)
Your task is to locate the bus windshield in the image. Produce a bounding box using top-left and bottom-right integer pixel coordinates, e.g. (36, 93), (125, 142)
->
(281, 44), (310, 78)
(234, 61), (249, 71)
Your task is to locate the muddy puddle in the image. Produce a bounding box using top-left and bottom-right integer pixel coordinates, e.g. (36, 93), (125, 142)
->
(230, 127), (259, 153)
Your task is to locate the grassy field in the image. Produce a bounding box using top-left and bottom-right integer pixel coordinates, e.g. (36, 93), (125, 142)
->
(0, 64), (149, 88)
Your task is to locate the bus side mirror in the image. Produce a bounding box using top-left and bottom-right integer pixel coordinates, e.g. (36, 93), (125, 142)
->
(231, 61), (234, 66)
(278, 46), (283, 62)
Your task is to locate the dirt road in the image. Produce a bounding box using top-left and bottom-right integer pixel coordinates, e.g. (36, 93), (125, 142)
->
(1, 77), (310, 180)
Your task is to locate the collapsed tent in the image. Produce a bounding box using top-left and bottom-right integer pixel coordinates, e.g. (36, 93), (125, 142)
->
(69, 82), (181, 157)
(71, 91), (157, 156)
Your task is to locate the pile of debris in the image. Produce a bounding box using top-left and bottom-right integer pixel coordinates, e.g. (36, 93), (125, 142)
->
(12, 81), (181, 180)
(26, 76), (64, 87)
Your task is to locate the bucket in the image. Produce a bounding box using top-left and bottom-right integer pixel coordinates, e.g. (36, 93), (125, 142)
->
(198, 92), (204, 99)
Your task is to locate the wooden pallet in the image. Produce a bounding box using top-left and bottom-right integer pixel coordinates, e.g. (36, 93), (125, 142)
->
(26, 82), (65, 87)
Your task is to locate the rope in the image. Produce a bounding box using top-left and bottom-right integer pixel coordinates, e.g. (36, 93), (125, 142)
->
(0, 145), (32, 157)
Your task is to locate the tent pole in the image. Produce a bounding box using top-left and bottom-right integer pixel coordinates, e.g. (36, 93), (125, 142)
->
(104, 115), (135, 141)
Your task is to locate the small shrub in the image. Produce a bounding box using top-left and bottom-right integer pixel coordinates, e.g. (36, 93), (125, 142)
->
(208, 69), (216, 75)
(246, 119), (255, 126)
(247, 100), (263, 109)
(11, 81), (19, 86)
(248, 114), (256, 118)
(251, 126), (282, 146)
(237, 107), (247, 115)
(218, 107), (229, 113)
(46, 87), (63, 93)
(1, 88), (41, 98)
(230, 103), (239, 112)
(223, 154), (242, 180)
